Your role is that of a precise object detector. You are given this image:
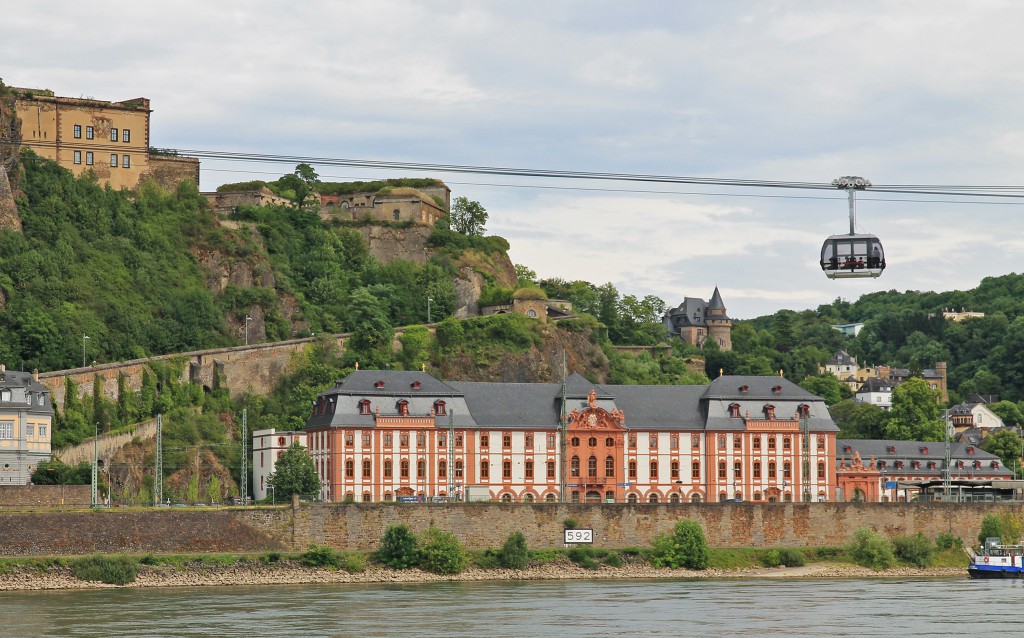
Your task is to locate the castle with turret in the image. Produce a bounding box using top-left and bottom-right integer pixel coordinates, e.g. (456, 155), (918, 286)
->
(662, 287), (732, 351)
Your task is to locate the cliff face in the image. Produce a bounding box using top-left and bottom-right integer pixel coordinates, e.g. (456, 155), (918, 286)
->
(357, 224), (433, 264)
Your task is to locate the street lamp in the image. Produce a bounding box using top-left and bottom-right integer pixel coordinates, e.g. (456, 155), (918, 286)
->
(427, 297), (433, 324)
(244, 315), (252, 346)
(82, 334), (89, 368)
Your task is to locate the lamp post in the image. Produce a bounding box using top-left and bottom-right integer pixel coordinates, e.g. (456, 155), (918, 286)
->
(82, 334), (89, 368)
(244, 315), (252, 346)
(427, 297), (433, 324)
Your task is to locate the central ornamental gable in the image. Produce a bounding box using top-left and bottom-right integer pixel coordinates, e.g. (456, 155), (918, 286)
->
(568, 390), (627, 431)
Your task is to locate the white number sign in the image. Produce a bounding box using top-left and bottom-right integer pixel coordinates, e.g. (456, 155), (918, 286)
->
(564, 528), (594, 544)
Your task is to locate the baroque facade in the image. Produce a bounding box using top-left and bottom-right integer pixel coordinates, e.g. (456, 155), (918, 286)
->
(0, 367), (54, 485)
(304, 370), (838, 504)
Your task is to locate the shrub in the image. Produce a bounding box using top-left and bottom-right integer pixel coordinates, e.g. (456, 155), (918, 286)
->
(563, 518), (579, 530)
(603, 552), (623, 568)
(262, 551), (283, 564)
(893, 533), (935, 567)
(139, 554), (159, 566)
(417, 527), (468, 575)
(979, 514), (1002, 545)
(69, 555), (138, 585)
(815, 547), (842, 559)
(936, 533), (963, 550)
(778, 548), (806, 567)
(497, 532), (530, 570)
(847, 527), (895, 570)
(301, 544), (342, 568)
(567, 547), (601, 570)
(375, 525), (419, 569)
(760, 550), (781, 568)
(649, 520), (710, 570)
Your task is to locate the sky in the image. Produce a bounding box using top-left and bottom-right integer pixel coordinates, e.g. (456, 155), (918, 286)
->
(6, 1), (1024, 319)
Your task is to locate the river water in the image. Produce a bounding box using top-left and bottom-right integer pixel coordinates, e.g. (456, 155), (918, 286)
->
(2, 577), (1021, 637)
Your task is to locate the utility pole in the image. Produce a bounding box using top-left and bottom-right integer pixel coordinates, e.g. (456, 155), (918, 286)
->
(82, 334), (89, 368)
(802, 413), (811, 502)
(244, 315), (252, 346)
(91, 421), (98, 507)
(240, 408), (248, 505)
(427, 296), (433, 324)
(559, 350), (568, 503)
(943, 409), (952, 502)
(154, 414), (163, 506)
(447, 409), (455, 500)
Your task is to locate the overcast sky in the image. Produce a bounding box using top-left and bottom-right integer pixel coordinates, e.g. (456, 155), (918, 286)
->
(6, 1), (1024, 319)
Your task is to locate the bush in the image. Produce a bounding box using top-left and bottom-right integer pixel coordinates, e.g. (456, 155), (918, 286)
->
(69, 555), (138, 585)
(649, 520), (710, 570)
(778, 548), (806, 567)
(847, 527), (895, 570)
(760, 550), (781, 568)
(375, 525), (418, 569)
(815, 547), (842, 559)
(978, 514), (1002, 545)
(139, 554), (159, 566)
(936, 533), (963, 550)
(417, 527), (468, 575)
(567, 547), (601, 570)
(497, 532), (530, 570)
(893, 533), (935, 567)
(262, 551), (283, 564)
(563, 518), (579, 530)
(301, 544), (342, 568)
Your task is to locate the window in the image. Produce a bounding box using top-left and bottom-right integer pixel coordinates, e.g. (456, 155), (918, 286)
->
(503, 434), (512, 448)
(571, 455), (580, 477)
(383, 433), (392, 446)
(455, 460), (464, 478)
(547, 460), (555, 479)
(628, 460), (637, 479)
(362, 433), (371, 446)
(438, 435), (446, 448)
(417, 459), (425, 478)
(650, 460), (658, 478)
(434, 401), (446, 416)
(571, 437), (580, 446)
(397, 400), (409, 416)
(123, 129), (130, 143)
(74, 124), (82, 138)
(417, 433), (425, 447)
(605, 437), (614, 447)
(359, 400), (371, 415)
(670, 435), (678, 449)
(671, 461), (679, 479)
(86, 152), (94, 165)
(547, 433), (555, 448)
(734, 461), (742, 478)
(768, 437), (776, 450)
(400, 433), (409, 446)
(384, 460), (393, 478)
(345, 460), (354, 477)
(783, 437), (792, 450)
(122, 155), (130, 168)
(86, 126), (94, 139)
(345, 433), (354, 446)
(649, 434), (658, 448)
(764, 405), (776, 420)
(729, 403), (741, 418)
(800, 404), (811, 418)
(362, 460), (371, 478)
(606, 456), (615, 477)
(393, 209), (401, 221)
(589, 436), (597, 447)
(817, 462), (826, 479)
(734, 435), (742, 450)
(481, 435), (489, 447)
(26, 424), (35, 437)
(753, 436), (761, 450)
(480, 460), (489, 479)
(525, 434), (533, 448)
(817, 435), (825, 450)
(525, 460), (534, 480)
(628, 435), (636, 448)
(768, 461), (777, 478)
(691, 434), (700, 449)
(692, 461), (700, 479)
(588, 456), (597, 477)
(754, 461), (762, 479)
(400, 460), (409, 478)
(455, 434), (463, 447)
(111, 128), (118, 142)
(74, 150), (82, 164)
(783, 462), (792, 479)
(363, 492), (371, 502)
(39, 425), (47, 438)
(718, 461), (727, 479)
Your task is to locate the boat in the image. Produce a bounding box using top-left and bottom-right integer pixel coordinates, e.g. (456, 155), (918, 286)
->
(968, 537), (1024, 579)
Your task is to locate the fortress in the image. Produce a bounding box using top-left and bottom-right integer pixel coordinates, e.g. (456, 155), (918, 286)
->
(662, 287), (733, 351)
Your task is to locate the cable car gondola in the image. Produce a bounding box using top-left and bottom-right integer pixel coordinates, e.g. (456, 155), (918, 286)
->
(820, 176), (886, 279)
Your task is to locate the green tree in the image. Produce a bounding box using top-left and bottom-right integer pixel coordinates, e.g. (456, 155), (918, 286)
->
(828, 400), (888, 439)
(847, 526), (895, 570)
(277, 163), (320, 209)
(417, 527), (468, 575)
(344, 287), (394, 367)
(497, 531), (530, 570)
(884, 377), (943, 441)
(649, 519), (710, 570)
(398, 325), (431, 371)
(449, 197), (488, 236)
(207, 475), (221, 503)
(989, 400), (1024, 426)
(981, 430), (1024, 477)
(799, 374), (851, 406)
(979, 514), (1003, 545)
(267, 441), (321, 500)
(514, 264), (537, 286)
(375, 524), (419, 569)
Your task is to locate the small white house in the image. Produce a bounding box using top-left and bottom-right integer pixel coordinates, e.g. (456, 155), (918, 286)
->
(252, 428), (306, 501)
(854, 377), (893, 411)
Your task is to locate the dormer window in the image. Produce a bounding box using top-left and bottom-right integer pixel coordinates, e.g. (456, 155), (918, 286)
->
(374, 380), (385, 389)
(912, 461), (920, 470)
(359, 400), (371, 415)
(434, 400), (446, 416)
(328, 398), (336, 415)
(397, 400), (409, 416)
(993, 461), (1001, 468)
(920, 446), (929, 454)
(764, 404), (775, 420)
(798, 404), (810, 418)
(772, 385), (782, 394)
(967, 447), (975, 455)
(411, 381), (422, 390)
(728, 403), (741, 418)
(895, 460), (904, 469)
(739, 385), (749, 393)
(928, 461), (937, 470)
(878, 460), (886, 470)
(887, 446), (896, 454)
(843, 445), (852, 454)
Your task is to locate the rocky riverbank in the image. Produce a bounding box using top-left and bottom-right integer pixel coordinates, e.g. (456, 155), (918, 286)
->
(0, 560), (967, 591)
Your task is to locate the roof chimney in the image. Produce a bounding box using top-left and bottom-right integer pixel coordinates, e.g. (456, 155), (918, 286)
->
(33, 368), (38, 381)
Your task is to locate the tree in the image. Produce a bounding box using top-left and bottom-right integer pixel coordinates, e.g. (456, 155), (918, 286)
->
(344, 287), (394, 367)
(799, 374), (850, 406)
(514, 264), (537, 286)
(497, 531), (530, 569)
(828, 400), (888, 439)
(416, 527), (468, 575)
(884, 377), (944, 441)
(650, 519), (710, 569)
(277, 163), (320, 209)
(449, 196), (488, 236)
(981, 430), (1024, 477)
(267, 441), (320, 500)
(375, 524), (418, 569)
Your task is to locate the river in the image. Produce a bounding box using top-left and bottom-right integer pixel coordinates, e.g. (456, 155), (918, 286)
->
(1, 577), (1020, 637)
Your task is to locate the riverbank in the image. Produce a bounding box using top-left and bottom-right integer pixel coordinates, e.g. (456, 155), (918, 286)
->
(0, 559), (967, 591)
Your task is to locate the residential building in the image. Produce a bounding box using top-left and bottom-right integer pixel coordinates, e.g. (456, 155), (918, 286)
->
(663, 287), (732, 351)
(854, 377), (894, 411)
(252, 428), (306, 501)
(831, 322), (864, 337)
(836, 439), (1011, 502)
(11, 87), (198, 190)
(0, 366), (54, 484)
(821, 350), (860, 391)
(304, 370), (837, 504)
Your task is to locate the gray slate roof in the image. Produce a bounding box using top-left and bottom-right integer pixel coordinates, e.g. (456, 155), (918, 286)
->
(0, 369), (53, 415)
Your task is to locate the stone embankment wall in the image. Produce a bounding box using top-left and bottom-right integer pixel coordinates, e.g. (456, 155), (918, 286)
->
(0, 485), (91, 508)
(0, 502), (1017, 557)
